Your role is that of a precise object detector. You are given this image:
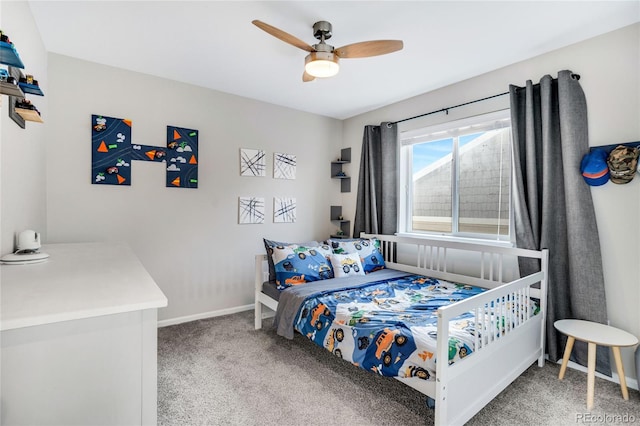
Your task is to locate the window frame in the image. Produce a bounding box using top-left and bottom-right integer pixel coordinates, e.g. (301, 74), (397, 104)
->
(398, 109), (513, 243)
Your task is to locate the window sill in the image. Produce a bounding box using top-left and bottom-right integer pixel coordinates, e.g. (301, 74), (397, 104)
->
(395, 232), (514, 248)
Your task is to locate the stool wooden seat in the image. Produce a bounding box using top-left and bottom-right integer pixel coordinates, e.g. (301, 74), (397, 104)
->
(554, 319), (638, 410)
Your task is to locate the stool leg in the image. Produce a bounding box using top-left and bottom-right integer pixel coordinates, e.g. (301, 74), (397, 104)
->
(587, 342), (596, 410)
(612, 346), (629, 400)
(559, 336), (575, 380)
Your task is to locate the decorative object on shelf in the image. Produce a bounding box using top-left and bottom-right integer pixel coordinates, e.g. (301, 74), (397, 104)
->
(0, 30), (25, 68)
(273, 152), (296, 179)
(0, 67), (24, 97)
(17, 73), (44, 96)
(274, 197), (296, 223)
(240, 148), (266, 177)
(7, 66), (44, 128)
(330, 205), (350, 238)
(14, 97), (43, 123)
(331, 147), (351, 192)
(238, 196), (265, 224)
(1, 34), (39, 128)
(91, 114), (199, 188)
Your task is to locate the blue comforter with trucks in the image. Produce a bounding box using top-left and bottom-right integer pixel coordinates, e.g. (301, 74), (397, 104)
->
(273, 269), (539, 381)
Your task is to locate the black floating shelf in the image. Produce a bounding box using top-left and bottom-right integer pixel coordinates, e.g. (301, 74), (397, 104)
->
(0, 41), (25, 68)
(18, 82), (44, 96)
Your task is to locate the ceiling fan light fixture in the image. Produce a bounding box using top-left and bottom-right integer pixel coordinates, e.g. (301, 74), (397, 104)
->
(304, 51), (339, 78)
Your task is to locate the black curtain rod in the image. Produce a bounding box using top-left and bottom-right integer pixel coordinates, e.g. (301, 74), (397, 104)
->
(389, 91), (509, 126)
(389, 72), (581, 127)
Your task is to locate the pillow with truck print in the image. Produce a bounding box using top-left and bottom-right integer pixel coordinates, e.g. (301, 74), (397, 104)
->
(329, 253), (365, 278)
(271, 244), (334, 290)
(326, 238), (386, 273)
(264, 238), (319, 282)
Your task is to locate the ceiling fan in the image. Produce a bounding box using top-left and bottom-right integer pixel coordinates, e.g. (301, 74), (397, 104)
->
(252, 20), (403, 82)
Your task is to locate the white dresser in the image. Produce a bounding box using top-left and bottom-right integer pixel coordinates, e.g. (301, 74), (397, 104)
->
(1, 242), (168, 425)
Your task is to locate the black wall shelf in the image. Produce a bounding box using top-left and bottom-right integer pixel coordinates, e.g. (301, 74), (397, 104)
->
(330, 205), (350, 239)
(331, 147), (351, 193)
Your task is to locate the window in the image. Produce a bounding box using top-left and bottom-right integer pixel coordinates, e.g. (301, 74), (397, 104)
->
(399, 110), (512, 240)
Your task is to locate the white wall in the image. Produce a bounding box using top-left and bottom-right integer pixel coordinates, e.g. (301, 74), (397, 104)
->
(0, 1), (48, 253)
(45, 54), (343, 322)
(343, 23), (640, 381)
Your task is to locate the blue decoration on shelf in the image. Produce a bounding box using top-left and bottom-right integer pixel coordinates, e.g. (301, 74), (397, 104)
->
(0, 41), (25, 68)
(18, 82), (44, 96)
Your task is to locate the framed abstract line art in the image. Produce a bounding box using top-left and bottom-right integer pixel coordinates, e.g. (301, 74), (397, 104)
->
(238, 197), (265, 224)
(240, 148), (266, 177)
(273, 152), (296, 179)
(274, 197), (296, 223)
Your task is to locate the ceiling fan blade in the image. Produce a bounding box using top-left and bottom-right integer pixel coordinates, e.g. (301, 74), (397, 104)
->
(252, 20), (314, 52)
(335, 40), (403, 58)
(302, 71), (315, 82)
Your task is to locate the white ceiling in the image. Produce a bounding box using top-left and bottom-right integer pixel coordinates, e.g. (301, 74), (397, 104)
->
(27, 1), (640, 120)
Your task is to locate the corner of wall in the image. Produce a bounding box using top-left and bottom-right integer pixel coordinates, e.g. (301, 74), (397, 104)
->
(1, 1), (49, 254)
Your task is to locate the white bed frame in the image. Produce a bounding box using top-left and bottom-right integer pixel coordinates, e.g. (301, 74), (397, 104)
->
(255, 233), (548, 426)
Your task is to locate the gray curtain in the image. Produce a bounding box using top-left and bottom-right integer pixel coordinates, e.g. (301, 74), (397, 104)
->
(353, 122), (398, 237)
(510, 70), (610, 375)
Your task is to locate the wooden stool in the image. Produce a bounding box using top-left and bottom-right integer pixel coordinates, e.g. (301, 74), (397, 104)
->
(554, 319), (638, 410)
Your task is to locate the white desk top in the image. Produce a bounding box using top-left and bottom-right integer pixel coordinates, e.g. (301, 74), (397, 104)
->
(1, 242), (168, 331)
(554, 319), (638, 347)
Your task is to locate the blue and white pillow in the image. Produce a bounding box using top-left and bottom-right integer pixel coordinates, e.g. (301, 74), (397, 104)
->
(313, 243), (333, 260)
(329, 253), (365, 278)
(264, 238), (318, 282)
(271, 244), (334, 290)
(326, 238), (386, 273)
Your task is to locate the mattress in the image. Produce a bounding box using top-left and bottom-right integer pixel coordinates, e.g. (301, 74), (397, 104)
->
(261, 281), (281, 301)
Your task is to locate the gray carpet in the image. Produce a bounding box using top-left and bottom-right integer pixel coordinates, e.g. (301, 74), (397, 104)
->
(158, 311), (640, 425)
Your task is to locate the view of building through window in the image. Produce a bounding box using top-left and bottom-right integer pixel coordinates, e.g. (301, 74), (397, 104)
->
(403, 114), (511, 239)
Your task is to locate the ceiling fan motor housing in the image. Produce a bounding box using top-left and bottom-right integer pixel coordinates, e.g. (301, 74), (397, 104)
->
(313, 21), (332, 41)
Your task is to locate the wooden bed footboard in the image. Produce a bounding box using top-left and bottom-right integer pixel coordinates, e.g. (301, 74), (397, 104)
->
(255, 234), (548, 426)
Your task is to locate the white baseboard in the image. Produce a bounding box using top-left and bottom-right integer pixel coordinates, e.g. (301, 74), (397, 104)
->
(557, 359), (639, 391)
(157, 304), (254, 328)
